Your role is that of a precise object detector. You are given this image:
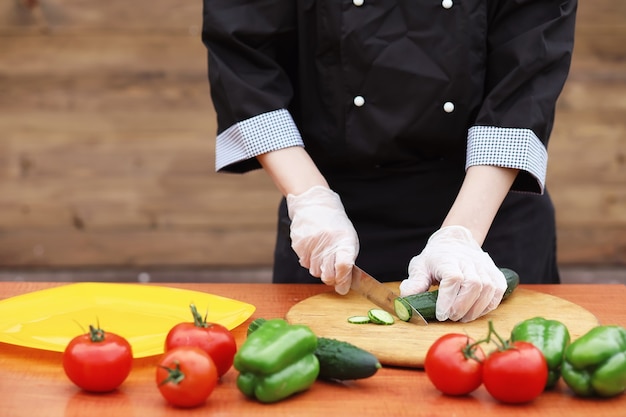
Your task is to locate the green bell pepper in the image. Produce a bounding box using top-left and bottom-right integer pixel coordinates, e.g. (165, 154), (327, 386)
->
(510, 316), (570, 389)
(561, 325), (626, 398)
(234, 318), (319, 403)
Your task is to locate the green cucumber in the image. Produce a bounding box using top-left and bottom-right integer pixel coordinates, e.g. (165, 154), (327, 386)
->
(246, 317), (268, 335)
(501, 268), (520, 298)
(315, 337), (382, 381)
(246, 318), (381, 381)
(394, 268), (520, 322)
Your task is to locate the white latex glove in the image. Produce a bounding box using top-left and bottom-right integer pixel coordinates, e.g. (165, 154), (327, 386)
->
(286, 185), (359, 295)
(399, 225), (507, 322)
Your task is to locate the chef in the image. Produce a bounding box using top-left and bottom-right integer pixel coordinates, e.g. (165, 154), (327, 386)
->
(201, 0), (577, 322)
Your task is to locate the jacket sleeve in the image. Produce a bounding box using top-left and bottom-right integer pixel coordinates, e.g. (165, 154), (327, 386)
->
(202, 0), (303, 173)
(467, 0), (577, 193)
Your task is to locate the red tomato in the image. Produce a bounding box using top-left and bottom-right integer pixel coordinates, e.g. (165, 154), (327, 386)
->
(164, 304), (237, 377)
(482, 341), (548, 404)
(62, 325), (133, 393)
(156, 346), (219, 408)
(424, 333), (486, 396)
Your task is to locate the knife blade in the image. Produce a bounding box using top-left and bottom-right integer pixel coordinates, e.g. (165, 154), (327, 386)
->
(350, 266), (427, 325)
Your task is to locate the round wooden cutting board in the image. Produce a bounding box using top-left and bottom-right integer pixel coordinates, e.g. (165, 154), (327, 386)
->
(285, 284), (600, 368)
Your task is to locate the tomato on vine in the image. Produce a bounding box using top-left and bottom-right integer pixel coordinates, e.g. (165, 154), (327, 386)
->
(483, 340), (548, 403)
(424, 333), (486, 396)
(480, 321), (548, 404)
(424, 321), (549, 404)
(165, 304), (237, 377)
(62, 325), (133, 392)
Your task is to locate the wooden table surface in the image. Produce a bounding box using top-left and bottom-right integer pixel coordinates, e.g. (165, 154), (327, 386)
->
(0, 282), (624, 417)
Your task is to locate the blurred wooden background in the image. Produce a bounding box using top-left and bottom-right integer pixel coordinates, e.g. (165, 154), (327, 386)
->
(0, 0), (624, 283)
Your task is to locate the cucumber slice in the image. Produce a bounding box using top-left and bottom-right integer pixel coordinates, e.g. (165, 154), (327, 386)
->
(347, 315), (371, 324)
(393, 298), (413, 322)
(367, 309), (395, 325)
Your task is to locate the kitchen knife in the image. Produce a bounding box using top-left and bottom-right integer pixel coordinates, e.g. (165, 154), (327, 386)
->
(350, 266), (428, 326)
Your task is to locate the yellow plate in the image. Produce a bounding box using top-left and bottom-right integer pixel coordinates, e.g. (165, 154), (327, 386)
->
(0, 283), (256, 357)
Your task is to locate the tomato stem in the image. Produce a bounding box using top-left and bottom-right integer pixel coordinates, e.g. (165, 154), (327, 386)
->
(159, 361), (186, 386)
(190, 304), (209, 328)
(461, 335), (484, 363)
(465, 320), (511, 354)
(88, 325), (106, 342)
(487, 320), (511, 350)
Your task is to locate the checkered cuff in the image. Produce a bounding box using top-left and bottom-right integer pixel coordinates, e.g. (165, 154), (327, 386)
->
(466, 126), (547, 193)
(215, 109), (304, 171)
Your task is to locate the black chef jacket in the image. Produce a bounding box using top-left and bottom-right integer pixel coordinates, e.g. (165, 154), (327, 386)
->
(202, 0), (577, 284)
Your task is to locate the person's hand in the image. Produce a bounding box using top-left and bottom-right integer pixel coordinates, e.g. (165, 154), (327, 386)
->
(286, 185), (359, 295)
(399, 225), (507, 322)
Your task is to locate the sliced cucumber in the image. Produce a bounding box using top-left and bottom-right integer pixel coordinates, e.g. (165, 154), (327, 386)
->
(347, 315), (371, 324)
(393, 298), (413, 322)
(367, 308), (395, 325)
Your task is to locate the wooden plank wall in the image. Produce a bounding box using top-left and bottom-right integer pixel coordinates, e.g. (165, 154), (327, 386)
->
(548, 1), (626, 264)
(0, 0), (624, 271)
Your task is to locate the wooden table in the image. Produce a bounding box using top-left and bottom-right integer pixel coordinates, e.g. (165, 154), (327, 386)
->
(0, 282), (624, 417)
